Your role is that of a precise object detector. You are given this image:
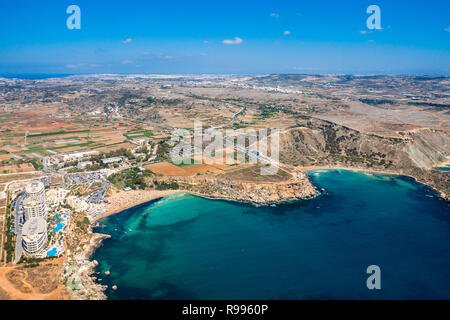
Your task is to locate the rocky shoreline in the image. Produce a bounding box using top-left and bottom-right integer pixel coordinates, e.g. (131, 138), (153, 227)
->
(300, 165), (449, 202)
(77, 174), (318, 299)
(152, 174), (319, 205)
(64, 230), (111, 300)
(73, 167), (446, 300)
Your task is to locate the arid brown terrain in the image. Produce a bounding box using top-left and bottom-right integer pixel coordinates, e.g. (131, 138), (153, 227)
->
(1, 74), (447, 197)
(0, 258), (70, 300)
(0, 74), (448, 299)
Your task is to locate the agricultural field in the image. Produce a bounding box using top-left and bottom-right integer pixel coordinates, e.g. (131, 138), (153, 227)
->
(0, 101), (170, 169)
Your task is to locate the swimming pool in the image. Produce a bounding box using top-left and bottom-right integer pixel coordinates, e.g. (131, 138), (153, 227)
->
(52, 222), (63, 232)
(47, 247), (57, 257)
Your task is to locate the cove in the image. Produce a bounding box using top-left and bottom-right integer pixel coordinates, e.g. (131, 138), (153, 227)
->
(92, 169), (450, 299)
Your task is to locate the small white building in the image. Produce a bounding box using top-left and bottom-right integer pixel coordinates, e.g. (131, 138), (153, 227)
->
(135, 138), (148, 145)
(46, 188), (69, 206)
(101, 157), (123, 164)
(78, 161), (93, 169)
(62, 151), (99, 163)
(67, 196), (89, 213)
(133, 153), (146, 158)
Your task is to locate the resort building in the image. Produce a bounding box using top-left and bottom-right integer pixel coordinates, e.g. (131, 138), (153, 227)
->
(22, 217), (48, 257)
(25, 180), (46, 202)
(23, 198), (48, 220)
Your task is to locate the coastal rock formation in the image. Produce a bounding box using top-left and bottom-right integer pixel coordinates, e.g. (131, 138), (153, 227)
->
(280, 117), (449, 200)
(151, 174), (318, 205)
(406, 129), (449, 169)
(64, 230), (111, 300)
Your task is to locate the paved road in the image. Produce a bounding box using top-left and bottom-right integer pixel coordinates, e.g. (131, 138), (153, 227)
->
(14, 230), (22, 263)
(13, 193), (25, 263)
(87, 181), (110, 203)
(0, 205), (5, 262)
(121, 98), (245, 133)
(120, 99), (293, 175)
(209, 106), (246, 130)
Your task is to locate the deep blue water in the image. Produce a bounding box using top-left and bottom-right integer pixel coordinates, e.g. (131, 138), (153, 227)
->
(92, 170), (450, 299)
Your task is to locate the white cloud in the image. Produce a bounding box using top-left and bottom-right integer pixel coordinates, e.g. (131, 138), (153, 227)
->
(283, 30), (291, 36)
(359, 30), (372, 35)
(203, 40), (209, 44)
(222, 37), (243, 45)
(140, 52), (173, 60)
(65, 63), (99, 69)
(270, 12), (280, 18)
(445, 26), (450, 32)
(121, 59), (133, 65)
(122, 38), (132, 44)
(155, 53), (172, 60)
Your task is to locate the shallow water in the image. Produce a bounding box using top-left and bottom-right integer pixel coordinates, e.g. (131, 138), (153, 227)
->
(93, 170), (450, 299)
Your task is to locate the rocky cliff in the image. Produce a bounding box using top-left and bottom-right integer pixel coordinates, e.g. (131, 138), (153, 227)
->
(280, 117), (449, 200)
(150, 174), (318, 205)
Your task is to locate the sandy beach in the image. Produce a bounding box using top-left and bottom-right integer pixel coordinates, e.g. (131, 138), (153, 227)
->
(431, 159), (450, 169)
(94, 189), (185, 221)
(97, 166), (435, 224)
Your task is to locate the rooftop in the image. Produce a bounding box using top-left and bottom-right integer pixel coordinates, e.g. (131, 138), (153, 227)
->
(22, 217), (47, 236)
(23, 198), (44, 207)
(25, 180), (45, 194)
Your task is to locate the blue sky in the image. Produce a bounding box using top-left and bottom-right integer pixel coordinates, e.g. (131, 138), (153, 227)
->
(0, 0), (449, 74)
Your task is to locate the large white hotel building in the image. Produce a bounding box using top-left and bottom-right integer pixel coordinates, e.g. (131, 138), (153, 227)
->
(23, 180), (47, 220)
(20, 180), (49, 256)
(21, 217), (48, 256)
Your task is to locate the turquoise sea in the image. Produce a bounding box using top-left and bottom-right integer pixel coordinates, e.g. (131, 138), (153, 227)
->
(93, 170), (450, 299)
